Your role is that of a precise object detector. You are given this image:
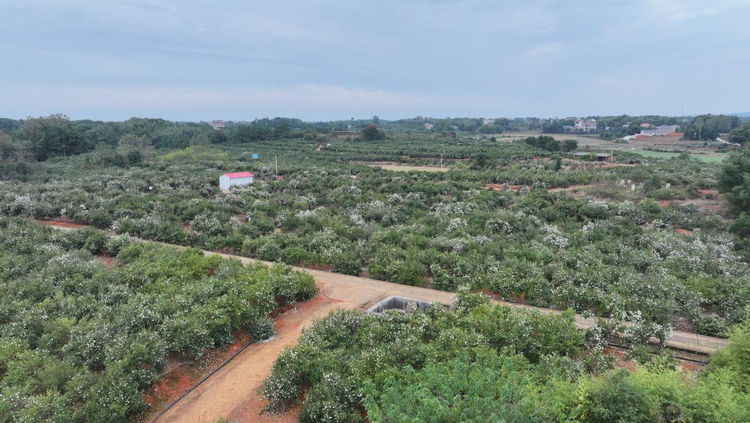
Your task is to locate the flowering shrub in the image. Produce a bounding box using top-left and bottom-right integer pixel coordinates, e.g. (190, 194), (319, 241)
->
(445, 217), (467, 233)
(262, 303), (584, 421)
(190, 213), (227, 236)
(0, 219), (316, 421)
(264, 302), (750, 423)
(0, 138), (745, 337)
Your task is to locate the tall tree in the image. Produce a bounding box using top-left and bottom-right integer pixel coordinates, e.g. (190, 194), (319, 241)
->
(684, 115), (741, 140)
(718, 145), (750, 212)
(362, 124), (386, 141)
(728, 122), (750, 144)
(20, 114), (88, 160)
(274, 121), (292, 139)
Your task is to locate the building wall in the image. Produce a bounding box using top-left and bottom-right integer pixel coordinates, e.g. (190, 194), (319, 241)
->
(656, 125), (679, 135)
(219, 176), (253, 190)
(230, 177), (253, 187)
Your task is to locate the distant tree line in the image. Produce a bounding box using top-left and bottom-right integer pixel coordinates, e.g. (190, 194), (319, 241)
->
(2, 113), (743, 172)
(524, 136), (578, 152)
(683, 115), (741, 141)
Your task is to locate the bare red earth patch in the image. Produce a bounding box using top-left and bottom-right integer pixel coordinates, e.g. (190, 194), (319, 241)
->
(141, 332), (251, 419)
(34, 219), (87, 229)
(97, 255), (114, 268)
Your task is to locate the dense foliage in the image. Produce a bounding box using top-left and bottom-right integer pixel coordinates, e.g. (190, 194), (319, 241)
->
(1, 114), (749, 421)
(261, 294), (585, 421)
(0, 219), (316, 421)
(524, 135), (578, 152)
(719, 145), (750, 213)
(683, 114), (741, 141)
(0, 135), (746, 338)
(262, 296), (750, 422)
(728, 122), (750, 145)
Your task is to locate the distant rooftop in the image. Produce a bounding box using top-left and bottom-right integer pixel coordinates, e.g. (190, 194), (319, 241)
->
(223, 172), (255, 178)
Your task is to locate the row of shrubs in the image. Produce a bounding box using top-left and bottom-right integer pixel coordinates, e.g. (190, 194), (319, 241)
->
(0, 218), (316, 421)
(262, 292), (750, 422)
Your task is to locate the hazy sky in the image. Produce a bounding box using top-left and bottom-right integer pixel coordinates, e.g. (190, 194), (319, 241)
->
(1, 0), (749, 121)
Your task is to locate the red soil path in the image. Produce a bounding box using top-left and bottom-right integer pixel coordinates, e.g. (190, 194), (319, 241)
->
(34, 219), (87, 229)
(157, 294), (352, 423)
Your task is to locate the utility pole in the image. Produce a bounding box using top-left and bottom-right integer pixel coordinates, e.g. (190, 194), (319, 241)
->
(440, 154), (443, 169)
(275, 155), (278, 181)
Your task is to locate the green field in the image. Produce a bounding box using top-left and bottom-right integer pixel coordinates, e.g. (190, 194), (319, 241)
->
(634, 150), (726, 162)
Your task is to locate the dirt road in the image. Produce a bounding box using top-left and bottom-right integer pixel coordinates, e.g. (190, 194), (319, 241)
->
(159, 294), (351, 423)
(207, 249), (726, 354)
(156, 253), (461, 423)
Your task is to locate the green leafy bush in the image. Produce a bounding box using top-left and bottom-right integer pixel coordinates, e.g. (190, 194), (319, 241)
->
(0, 219), (316, 421)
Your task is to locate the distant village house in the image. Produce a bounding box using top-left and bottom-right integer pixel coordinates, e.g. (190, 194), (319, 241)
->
(210, 120), (226, 130)
(574, 118), (597, 132)
(424, 123), (434, 130)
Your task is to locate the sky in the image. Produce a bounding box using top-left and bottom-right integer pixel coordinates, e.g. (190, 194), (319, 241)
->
(1, 0), (749, 122)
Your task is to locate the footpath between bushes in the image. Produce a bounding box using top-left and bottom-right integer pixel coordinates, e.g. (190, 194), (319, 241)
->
(36, 220), (728, 422)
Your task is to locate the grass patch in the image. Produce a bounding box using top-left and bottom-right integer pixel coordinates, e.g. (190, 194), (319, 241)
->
(634, 151), (725, 162)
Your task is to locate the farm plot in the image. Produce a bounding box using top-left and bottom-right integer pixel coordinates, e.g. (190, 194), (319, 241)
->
(356, 161), (451, 172)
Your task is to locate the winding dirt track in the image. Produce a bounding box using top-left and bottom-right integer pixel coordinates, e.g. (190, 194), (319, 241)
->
(35, 220), (728, 422)
(156, 252), (462, 423)
(157, 250), (727, 422)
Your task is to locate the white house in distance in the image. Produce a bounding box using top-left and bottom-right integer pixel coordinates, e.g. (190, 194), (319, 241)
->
(574, 118), (597, 132)
(220, 172), (254, 190)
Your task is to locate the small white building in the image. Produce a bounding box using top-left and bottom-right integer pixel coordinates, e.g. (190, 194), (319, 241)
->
(574, 118), (597, 132)
(220, 172), (254, 190)
(640, 129), (659, 136)
(210, 120), (226, 130)
(424, 123), (434, 130)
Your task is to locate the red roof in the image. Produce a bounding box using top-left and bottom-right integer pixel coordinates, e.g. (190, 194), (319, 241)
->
(223, 172), (255, 178)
